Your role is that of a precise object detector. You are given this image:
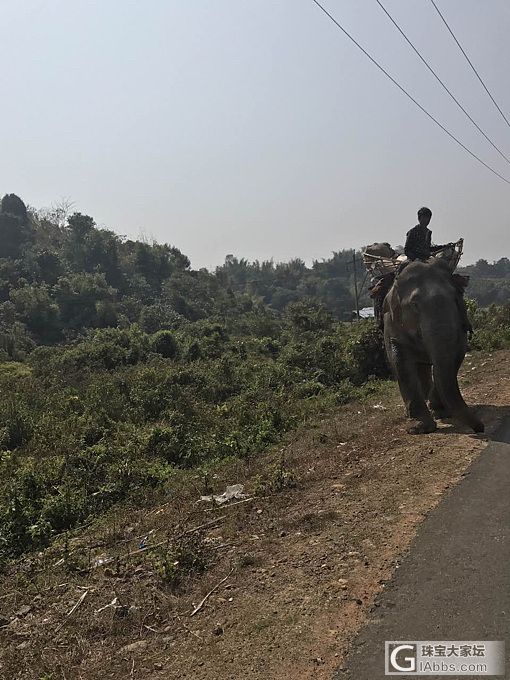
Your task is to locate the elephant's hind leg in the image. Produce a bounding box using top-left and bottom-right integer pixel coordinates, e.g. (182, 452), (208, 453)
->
(429, 383), (451, 420)
(417, 363), (449, 424)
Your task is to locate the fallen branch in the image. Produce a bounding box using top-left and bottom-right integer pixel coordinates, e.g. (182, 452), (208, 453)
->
(117, 516), (227, 561)
(190, 567), (234, 617)
(0, 591), (22, 600)
(181, 516), (227, 536)
(95, 597), (118, 615)
(56, 589), (88, 631)
(85, 527), (159, 550)
(148, 500), (173, 515)
(175, 613), (202, 640)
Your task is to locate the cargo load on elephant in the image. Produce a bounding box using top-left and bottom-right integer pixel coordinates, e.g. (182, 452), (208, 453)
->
(363, 238), (464, 277)
(362, 239), (469, 327)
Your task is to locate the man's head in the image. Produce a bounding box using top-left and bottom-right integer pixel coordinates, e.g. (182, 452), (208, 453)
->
(417, 206), (432, 228)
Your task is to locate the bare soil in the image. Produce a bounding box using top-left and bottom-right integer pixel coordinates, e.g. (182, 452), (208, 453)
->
(1, 350), (508, 680)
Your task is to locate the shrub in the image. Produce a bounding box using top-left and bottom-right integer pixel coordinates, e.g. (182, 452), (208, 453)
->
(0, 400), (34, 450)
(150, 330), (179, 358)
(285, 298), (333, 334)
(343, 321), (389, 384)
(468, 300), (510, 351)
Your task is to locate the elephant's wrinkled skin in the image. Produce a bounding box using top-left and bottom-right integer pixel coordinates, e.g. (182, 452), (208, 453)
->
(382, 258), (484, 434)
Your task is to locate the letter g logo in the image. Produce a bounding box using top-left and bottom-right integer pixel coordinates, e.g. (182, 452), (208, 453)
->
(390, 644), (416, 672)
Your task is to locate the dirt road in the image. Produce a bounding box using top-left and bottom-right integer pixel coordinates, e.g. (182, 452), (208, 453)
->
(1, 350), (508, 680)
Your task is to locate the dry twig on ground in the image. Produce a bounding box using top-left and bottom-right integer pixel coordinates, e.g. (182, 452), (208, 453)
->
(190, 567), (235, 617)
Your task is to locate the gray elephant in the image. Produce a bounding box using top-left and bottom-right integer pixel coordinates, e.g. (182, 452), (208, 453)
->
(382, 257), (484, 434)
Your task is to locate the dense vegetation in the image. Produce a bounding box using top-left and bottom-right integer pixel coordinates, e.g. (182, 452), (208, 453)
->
(0, 193), (508, 563)
(0, 195), (388, 562)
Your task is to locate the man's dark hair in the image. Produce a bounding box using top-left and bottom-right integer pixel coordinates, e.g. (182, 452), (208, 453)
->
(417, 206), (432, 218)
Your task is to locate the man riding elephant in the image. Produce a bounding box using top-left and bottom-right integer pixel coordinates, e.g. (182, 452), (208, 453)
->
(372, 207), (472, 334)
(404, 206), (434, 262)
(403, 207), (472, 334)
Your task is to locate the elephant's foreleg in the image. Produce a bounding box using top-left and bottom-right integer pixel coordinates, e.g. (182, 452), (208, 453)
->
(391, 343), (436, 434)
(430, 348), (463, 419)
(416, 362), (432, 401)
(432, 356), (484, 433)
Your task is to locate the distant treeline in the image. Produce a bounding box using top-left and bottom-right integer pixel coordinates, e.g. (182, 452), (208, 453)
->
(0, 192), (507, 356)
(0, 193), (371, 354)
(458, 258), (510, 306)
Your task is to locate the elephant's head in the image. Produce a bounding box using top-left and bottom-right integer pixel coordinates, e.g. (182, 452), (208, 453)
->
(393, 258), (463, 342)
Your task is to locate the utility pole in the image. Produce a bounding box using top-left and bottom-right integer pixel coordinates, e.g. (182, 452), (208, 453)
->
(347, 250), (363, 321)
(352, 251), (360, 321)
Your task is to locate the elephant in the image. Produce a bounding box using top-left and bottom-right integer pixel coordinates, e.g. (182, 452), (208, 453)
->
(382, 257), (484, 434)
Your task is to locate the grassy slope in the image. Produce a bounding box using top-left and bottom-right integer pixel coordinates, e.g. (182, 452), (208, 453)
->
(0, 350), (507, 680)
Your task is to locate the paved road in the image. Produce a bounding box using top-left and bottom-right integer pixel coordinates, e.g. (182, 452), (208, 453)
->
(334, 418), (510, 679)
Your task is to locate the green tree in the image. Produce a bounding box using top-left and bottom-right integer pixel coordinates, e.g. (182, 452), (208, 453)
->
(53, 272), (117, 330)
(10, 285), (60, 341)
(150, 330), (179, 358)
(0, 194), (34, 259)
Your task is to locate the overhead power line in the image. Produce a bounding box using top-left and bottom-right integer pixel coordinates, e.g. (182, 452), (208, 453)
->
(429, 0), (510, 129)
(309, 0), (510, 186)
(376, 0), (510, 167)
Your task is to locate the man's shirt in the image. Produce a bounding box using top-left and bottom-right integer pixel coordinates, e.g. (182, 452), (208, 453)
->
(404, 225), (432, 261)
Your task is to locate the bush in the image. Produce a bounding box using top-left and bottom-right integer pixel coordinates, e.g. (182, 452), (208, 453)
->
(468, 300), (510, 351)
(0, 399), (34, 450)
(150, 330), (179, 358)
(10, 285), (60, 341)
(343, 321), (389, 384)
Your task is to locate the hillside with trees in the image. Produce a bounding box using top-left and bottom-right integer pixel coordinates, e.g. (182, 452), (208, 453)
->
(0, 194), (387, 562)
(0, 193), (368, 357)
(0, 193), (506, 356)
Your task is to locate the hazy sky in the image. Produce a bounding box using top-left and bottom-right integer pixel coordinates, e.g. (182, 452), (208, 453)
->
(2, 0), (510, 268)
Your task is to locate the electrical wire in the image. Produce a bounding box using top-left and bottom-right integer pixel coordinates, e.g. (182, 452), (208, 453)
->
(376, 0), (510, 167)
(309, 0), (510, 186)
(429, 0), (510, 129)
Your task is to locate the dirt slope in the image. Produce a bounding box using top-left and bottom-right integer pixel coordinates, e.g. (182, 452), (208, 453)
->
(1, 350), (508, 680)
